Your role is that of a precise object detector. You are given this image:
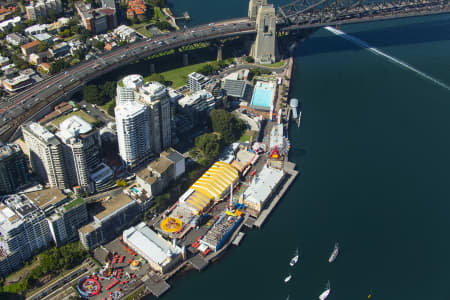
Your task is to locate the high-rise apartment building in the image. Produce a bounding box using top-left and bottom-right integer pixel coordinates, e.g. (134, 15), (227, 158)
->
(0, 144), (29, 195)
(188, 72), (210, 92)
(115, 102), (152, 169)
(116, 74), (144, 105)
(22, 122), (68, 189)
(0, 194), (52, 276)
(56, 116), (101, 192)
(26, 0), (63, 21)
(137, 81), (172, 153)
(0, 190), (89, 276)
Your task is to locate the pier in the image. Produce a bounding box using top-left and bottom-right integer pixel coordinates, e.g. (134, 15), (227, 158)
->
(142, 275), (171, 298)
(232, 232), (246, 246)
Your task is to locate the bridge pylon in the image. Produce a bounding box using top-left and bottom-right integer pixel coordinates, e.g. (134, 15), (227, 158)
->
(250, 1), (278, 64)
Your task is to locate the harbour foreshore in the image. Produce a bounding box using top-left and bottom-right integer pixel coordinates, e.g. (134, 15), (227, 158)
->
(120, 56), (299, 300)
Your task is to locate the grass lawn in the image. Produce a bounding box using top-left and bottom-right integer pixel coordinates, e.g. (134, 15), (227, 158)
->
(51, 110), (99, 127)
(63, 34), (79, 42)
(4, 258), (40, 285)
(239, 130), (257, 142)
(263, 60), (286, 68)
(153, 6), (167, 22)
(130, 20), (154, 38)
(145, 61), (213, 88)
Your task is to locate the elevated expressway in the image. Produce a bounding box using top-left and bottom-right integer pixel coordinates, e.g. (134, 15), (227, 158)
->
(0, 18), (256, 141)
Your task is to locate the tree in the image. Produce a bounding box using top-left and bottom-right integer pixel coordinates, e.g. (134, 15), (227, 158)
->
(209, 109), (246, 144)
(155, 21), (171, 31)
(70, 25), (80, 34)
(37, 41), (50, 52)
(100, 81), (116, 100)
(245, 56), (255, 63)
(12, 23), (25, 34)
(11, 55), (29, 70)
(195, 133), (222, 160)
(82, 85), (102, 105)
(92, 40), (105, 50)
(50, 59), (70, 74)
(59, 28), (71, 38)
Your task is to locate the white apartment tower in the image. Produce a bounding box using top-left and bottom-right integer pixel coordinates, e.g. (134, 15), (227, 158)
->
(137, 81), (172, 154)
(22, 122), (68, 189)
(116, 74), (144, 105)
(56, 116), (101, 192)
(115, 102), (152, 169)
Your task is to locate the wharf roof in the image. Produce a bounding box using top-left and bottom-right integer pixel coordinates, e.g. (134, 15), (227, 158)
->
(123, 222), (181, 266)
(243, 165), (284, 204)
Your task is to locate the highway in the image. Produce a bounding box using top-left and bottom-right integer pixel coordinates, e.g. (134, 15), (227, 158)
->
(0, 17), (256, 131)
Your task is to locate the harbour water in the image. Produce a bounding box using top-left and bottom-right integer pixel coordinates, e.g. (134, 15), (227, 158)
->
(150, 2), (450, 299)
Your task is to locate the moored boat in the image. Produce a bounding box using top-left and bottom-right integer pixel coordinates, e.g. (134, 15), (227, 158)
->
(284, 274), (292, 283)
(319, 281), (331, 300)
(328, 242), (339, 263)
(290, 248), (299, 266)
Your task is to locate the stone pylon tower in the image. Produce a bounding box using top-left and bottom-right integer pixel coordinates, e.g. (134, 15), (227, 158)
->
(249, 1), (278, 64)
(248, 0), (267, 20)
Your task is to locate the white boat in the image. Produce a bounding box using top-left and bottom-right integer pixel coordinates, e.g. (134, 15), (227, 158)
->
(284, 274), (292, 283)
(328, 242), (339, 263)
(319, 281), (331, 300)
(290, 248), (299, 266)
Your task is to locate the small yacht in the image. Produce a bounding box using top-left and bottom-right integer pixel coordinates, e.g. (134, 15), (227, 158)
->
(319, 281), (331, 300)
(290, 248), (299, 266)
(284, 274), (292, 283)
(328, 242), (339, 263)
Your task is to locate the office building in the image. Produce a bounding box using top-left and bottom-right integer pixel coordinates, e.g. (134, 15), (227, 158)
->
(160, 148), (185, 180)
(115, 102), (152, 170)
(188, 72), (210, 92)
(137, 81), (172, 153)
(136, 156), (174, 197)
(22, 122), (69, 189)
(56, 116), (102, 193)
(0, 144), (29, 195)
(25, 0), (63, 21)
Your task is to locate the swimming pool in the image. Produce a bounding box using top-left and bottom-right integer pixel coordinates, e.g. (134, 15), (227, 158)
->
(250, 82), (274, 110)
(131, 187), (139, 193)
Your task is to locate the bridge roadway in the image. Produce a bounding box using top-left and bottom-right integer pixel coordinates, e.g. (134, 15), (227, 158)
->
(279, 0), (450, 30)
(0, 18), (255, 130)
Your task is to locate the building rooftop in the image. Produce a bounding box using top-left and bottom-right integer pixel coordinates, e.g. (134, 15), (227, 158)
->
(115, 102), (147, 118)
(139, 81), (167, 101)
(136, 157), (173, 185)
(78, 223), (96, 234)
(33, 33), (52, 42)
(23, 122), (60, 145)
(58, 115), (93, 139)
(120, 74), (144, 89)
(95, 192), (134, 221)
(242, 165), (284, 204)
(90, 163), (114, 183)
(25, 188), (67, 210)
(161, 148), (184, 164)
(123, 222), (181, 266)
(21, 40), (40, 50)
(0, 144), (22, 161)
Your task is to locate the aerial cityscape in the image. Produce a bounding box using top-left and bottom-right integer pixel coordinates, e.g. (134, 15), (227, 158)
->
(0, 0), (449, 299)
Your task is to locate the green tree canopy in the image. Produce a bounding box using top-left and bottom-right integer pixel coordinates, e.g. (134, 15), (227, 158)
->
(82, 85), (102, 105)
(195, 133), (223, 160)
(92, 40), (105, 50)
(209, 109), (246, 144)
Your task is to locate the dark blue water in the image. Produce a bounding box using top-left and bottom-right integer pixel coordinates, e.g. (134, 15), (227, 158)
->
(151, 2), (450, 299)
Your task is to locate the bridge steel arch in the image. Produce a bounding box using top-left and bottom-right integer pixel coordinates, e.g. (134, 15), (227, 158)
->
(278, 0), (450, 30)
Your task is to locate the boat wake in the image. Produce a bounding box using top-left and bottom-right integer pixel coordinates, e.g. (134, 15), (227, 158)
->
(324, 26), (450, 92)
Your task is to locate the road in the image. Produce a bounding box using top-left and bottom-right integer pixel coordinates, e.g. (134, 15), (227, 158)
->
(0, 18), (256, 133)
